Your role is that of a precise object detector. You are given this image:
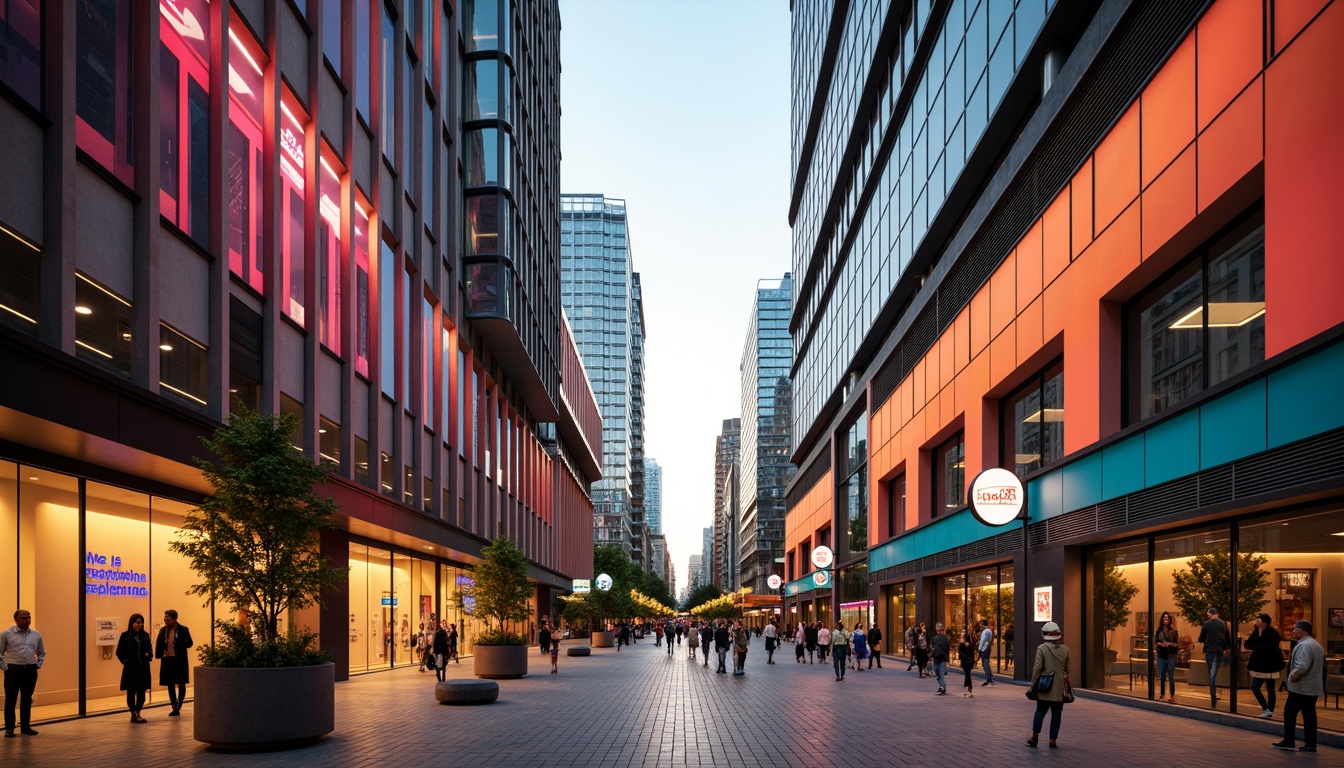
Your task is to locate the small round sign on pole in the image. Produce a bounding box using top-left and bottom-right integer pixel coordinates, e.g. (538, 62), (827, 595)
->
(595, 573), (613, 592)
(968, 467), (1025, 527)
(810, 545), (834, 570)
(812, 570), (830, 588)
(767, 574), (783, 590)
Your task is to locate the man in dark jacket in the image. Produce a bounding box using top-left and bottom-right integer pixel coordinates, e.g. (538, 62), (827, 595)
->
(431, 621), (450, 682)
(867, 624), (883, 669)
(805, 621), (819, 664)
(154, 610), (193, 716)
(713, 620), (731, 674)
(1198, 606), (1230, 708)
(700, 622), (714, 668)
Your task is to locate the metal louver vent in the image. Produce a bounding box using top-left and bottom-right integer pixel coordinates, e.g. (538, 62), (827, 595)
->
(1198, 464), (1235, 506)
(1233, 429), (1344, 498)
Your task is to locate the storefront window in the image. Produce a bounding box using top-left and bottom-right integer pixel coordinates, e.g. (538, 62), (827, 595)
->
(391, 552), (413, 666)
(85, 482), (150, 713)
(20, 471), (80, 721)
(76, 0), (135, 185)
(940, 573), (967, 650)
(882, 581), (916, 660)
(0, 463), (14, 624)
(280, 90), (308, 326)
(227, 20), (266, 295)
(0, 0), (42, 110)
(1085, 540), (1149, 697)
(159, 0), (211, 244)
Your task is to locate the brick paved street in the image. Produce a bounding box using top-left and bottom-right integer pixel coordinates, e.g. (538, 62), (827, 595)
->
(3, 639), (1337, 766)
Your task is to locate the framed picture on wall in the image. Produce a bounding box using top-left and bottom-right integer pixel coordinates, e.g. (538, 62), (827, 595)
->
(1275, 570), (1314, 637)
(1135, 611), (1149, 637)
(1330, 607), (1344, 629)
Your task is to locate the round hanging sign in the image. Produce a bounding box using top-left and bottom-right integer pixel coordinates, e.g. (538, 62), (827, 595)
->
(595, 573), (613, 592)
(812, 570), (831, 588)
(969, 467), (1025, 526)
(767, 574), (783, 590)
(810, 545), (834, 570)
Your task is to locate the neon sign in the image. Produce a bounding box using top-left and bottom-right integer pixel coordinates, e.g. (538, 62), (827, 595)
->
(85, 551), (149, 597)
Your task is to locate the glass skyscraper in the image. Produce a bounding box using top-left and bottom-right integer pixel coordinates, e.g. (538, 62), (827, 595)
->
(560, 194), (648, 565)
(739, 274), (796, 594)
(645, 457), (663, 535)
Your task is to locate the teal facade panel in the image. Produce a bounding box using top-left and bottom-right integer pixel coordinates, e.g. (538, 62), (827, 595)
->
(1029, 472), (1062, 521)
(1101, 436), (1146, 499)
(1061, 452), (1103, 512)
(1200, 379), (1266, 469)
(1144, 410), (1200, 486)
(1267, 342), (1344, 448)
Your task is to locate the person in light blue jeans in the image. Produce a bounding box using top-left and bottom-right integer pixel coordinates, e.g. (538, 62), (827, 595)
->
(1197, 606), (1230, 707)
(1153, 611), (1180, 702)
(931, 622), (952, 694)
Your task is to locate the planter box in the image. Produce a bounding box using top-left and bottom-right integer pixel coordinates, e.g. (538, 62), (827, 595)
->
(194, 663), (334, 750)
(473, 644), (528, 679)
(591, 631), (614, 648)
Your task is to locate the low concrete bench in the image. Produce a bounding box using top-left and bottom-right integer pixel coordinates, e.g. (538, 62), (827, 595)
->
(566, 646), (591, 657)
(434, 679), (499, 705)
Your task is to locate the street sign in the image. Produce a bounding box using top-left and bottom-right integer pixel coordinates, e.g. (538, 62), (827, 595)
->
(572, 578), (591, 594)
(767, 574), (783, 590)
(810, 545), (834, 570)
(969, 467), (1025, 526)
(595, 573), (613, 591)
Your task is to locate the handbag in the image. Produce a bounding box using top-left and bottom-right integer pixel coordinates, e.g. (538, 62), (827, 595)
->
(1062, 675), (1075, 703)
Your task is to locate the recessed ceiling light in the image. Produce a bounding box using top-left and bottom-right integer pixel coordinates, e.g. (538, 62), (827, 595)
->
(74, 306), (92, 315)
(159, 344), (173, 351)
(318, 428), (327, 434)
(121, 332), (132, 341)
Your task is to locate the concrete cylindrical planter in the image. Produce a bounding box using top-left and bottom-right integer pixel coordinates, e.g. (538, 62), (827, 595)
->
(194, 664), (335, 750)
(591, 631), (614, 648)
(473, 644), (529, 678)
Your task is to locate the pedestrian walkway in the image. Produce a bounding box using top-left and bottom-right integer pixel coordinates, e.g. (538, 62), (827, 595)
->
(2, 640), (1335, 766)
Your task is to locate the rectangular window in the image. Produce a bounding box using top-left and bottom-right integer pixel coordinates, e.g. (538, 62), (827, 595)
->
(0, 0), (42, 109)
(355, 0), (371, 121)
(319, 416), (341, 471)
(1127, 213), (1265, 422)
(280, 393), (305, 451)
(457, 350), (466, 451)
(318, 148), (343, 354)
(887, 473), (906, 537)
(379, 241), (396, 398)
(229, 297), (262, 414)
(403, 51), (413, 180)
(472, 369), (479, 468)
(159, 323), (207, 411)
(423, 296), (433, 423)
(933, 431), (964, 519)
(0, 226), (40, 335)
(74, 273), (133, 379)
(354, 200), (371, 376)
(280, 91), (308, 325)
(423, 92), (435, 225)
(354, 435), (369, 484)
(322, 0), (342, 79)
(76, 0), (135, 185)
(403, 268), (413, 409)
(380, 4), (396, 164)
(380, 451), (392, 495)
(227, 22), (266, 294)
(159, 0), (211, 243)
(442, 328), (452, 444)
(1002, 359), (1064, 476)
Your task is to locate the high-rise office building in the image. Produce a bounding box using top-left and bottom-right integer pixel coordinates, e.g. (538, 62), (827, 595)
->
(701, 525), (715, 589)
(785, 0), (1344, 722)
(712, 418), (741, 589)
(645, 457), (663, 535)
(560, 194), (648, 566)
(687, 553), (704, 592)
(0, 0), (602, 718)
(738, 274), (796, 594)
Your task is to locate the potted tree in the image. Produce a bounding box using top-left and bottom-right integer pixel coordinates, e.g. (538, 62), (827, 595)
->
(171, 408), (345, 750)
(457, 537), (533, 678)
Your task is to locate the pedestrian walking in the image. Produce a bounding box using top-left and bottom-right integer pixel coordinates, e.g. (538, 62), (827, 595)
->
(851, 624), (868, 672)
(154, 609), (193, 716)
(805, 621), (819, 663)
(1153, 611), (1179, 703)
(817, 624), (831, 663)
(2, 609), (44, 737)
(1273, 619), (1323, 753)
(416, 622), (429, 671)
(978, 619), (995, 686)
(733, 622), (750, 675)
(676, 620), (684, 646)
(655, 621), (664, 647)
(687, 621), (700, 660)
(539, 621), (556, 674)
(115, 613), (153, 724)
(830, 622), (851, 681)
(549, 632), (560, 674)
(447, 622), (460, 663)
(1026, 621), (1070, 749)
(795, 623), (806, 663)
(959, 629), (977, 697)
(618, 622), (630, 651)
(867, 624), (883, 668)
(764, 621), (778, 664)
(1197, 606), (1230, 708)
(666, 620), (676, 656)
(931, 622), (951, 695)
(1246, 613), (1284, 718)
(905, 623), (919, 671)
(701, 621), (714, 668)
(714, 620), (731, 674)
(915, 623), (930, 677)
(432, 620), (449, 682)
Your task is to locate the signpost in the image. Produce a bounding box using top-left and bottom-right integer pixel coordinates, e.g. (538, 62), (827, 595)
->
(595, 573), (612, 592)
(968, 467), (1029, 672)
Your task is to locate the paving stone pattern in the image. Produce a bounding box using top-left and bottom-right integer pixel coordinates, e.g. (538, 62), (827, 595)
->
(1, 639), (1334, 766)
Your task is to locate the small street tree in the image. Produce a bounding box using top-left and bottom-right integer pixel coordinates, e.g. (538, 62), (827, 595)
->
(458, 537), (533, 644)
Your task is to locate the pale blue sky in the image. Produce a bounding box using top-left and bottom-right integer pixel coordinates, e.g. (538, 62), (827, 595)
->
(560, 1), (793, 595)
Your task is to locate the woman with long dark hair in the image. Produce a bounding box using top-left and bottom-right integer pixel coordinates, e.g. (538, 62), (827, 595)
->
(915, 622), (930, 677)
(1153, 611), (1180, 703)
(115, 613), (153, 723)
(1245, 612), (1285, 718)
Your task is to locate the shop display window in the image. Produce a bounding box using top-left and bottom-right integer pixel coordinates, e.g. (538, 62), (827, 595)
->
(318, 148), (343, 355)
(158, 323), (207, 411)
(21, 471), (80, 720)
(0, 0), (42, 109)
(74, 273), (133, 379)
(0, 225), (40, 335)
(76, 0), (135, 186)
(280, 89), (309, 326)
(227, 21), (266, 294)
(159, 0), (211, 244)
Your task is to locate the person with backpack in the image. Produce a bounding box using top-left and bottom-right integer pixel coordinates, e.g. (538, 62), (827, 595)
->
(733, 621), (750, 675)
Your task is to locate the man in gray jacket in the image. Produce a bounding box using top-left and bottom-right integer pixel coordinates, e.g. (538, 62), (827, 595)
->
(1272, 619), (1324, 753)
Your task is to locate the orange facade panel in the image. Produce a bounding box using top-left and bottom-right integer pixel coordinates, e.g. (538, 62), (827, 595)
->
(1041, 189), (1071, 288)
(1196, 0), (1264, 131)
(989, 250), (1017, 338)
(1197, 75), (1263, 213)
(1071, 158), (1094, 257)
(1141, 36), (1196, 188)
(1141, 144), (1197, 260)
(1017, 225), (1043, 311)
(1092, 102), (1140, 236)
(1273, 0), (1331, 54)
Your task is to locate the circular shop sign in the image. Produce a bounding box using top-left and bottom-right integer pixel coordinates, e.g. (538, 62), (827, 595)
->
(969, 467), (1025, 526)
(810, 545), (834, 570)
(812, 570), (831, 588)
(767, 574), (783, 590)
(595, 573), (613, 591)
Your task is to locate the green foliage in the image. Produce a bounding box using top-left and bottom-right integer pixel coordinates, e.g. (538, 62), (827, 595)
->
(642, 572), (676, 609)
(197, 620), (331, 668)
(682, 583), (724, 613)
(171, 408), (344, 649)
(588, 544), (638, 621)
(1099, 563), (1141, 637)
(457, 537), (531, 644)
(1170, 546), (1270, 626)
(976, 586), (1014, 633)
(560, 594), (594, 634)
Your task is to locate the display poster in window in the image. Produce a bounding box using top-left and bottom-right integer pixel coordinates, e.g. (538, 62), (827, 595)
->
(1034, 586), (1052, 622)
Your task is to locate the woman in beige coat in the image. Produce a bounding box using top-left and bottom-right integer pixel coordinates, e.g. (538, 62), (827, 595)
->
(1027, 622), (1070, 749)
